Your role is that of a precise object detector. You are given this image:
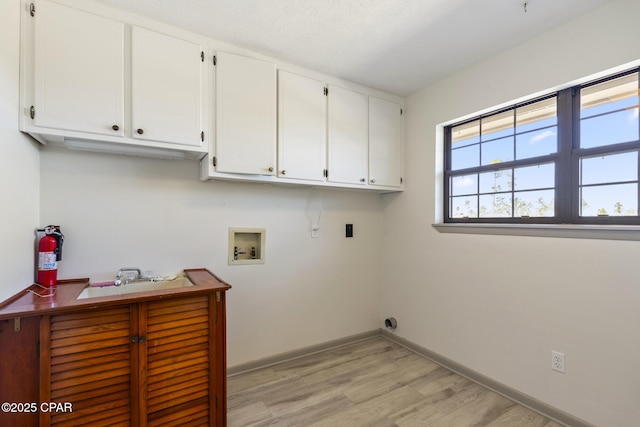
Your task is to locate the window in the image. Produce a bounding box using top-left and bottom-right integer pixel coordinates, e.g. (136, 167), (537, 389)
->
(444, 68), (640, 225)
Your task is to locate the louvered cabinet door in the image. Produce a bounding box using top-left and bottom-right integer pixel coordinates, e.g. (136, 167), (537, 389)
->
(143, 295), (214, 426)
(44, 306), (134, 426)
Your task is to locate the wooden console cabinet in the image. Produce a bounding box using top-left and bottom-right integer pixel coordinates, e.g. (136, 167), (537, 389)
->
(0, 268), (230, 427)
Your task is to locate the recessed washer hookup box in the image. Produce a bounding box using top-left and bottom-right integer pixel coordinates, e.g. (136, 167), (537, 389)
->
(228, 228), (265, 265)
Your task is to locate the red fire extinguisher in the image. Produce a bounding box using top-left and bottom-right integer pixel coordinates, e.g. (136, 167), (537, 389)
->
(37, 225), (64, 288)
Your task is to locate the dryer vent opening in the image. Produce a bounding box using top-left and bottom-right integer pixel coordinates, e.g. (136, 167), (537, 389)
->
(384, 317), (397, 330)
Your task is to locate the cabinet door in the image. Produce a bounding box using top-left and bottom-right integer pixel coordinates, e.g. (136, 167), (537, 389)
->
(327, 85), (368, 185)
(143, 295), (213, 426)
(45, 306), (134, 426)
(278, 71), (327, 181)
(215, 52), (276, 175)
(369, 96), (404, 187)
(33, 0), (124, 136)
(132, 26), (204, 147)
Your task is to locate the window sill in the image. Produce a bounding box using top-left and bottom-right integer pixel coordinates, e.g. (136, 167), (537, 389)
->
(432, 223), (640, 241)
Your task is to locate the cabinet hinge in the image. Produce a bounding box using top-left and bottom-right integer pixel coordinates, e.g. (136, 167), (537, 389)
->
(213, 55), (217, 66)
(201, 131), (204, 142)
(212, 156), (217, 167)
(323, 87), (328, 96)
(14, 317), (21, 332)
(400, 177), (403, 184)
(29, 3), (35, 17)
(216, 291), (221, 303)
(400, 108), (403, 115)
(30, 106), (35, 120)
(201, 51), (204, 62)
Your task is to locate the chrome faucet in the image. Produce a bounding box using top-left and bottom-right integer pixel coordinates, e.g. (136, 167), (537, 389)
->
(115, 267), (142, 286)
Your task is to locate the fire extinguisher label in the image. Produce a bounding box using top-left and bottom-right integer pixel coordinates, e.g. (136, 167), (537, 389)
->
(39, 252), (57, 271)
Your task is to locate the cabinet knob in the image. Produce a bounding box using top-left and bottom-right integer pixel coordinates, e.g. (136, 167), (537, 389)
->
(137, 128), (144, 135)
(131, 336), (138, 343)
(139, 336), (146, 343)
(370, 179), (376, 184)
(280, 170), (286, 175)
(268, 167), (274, 172)
(360, 177), (366, 183)
(112, 125), (119, 131)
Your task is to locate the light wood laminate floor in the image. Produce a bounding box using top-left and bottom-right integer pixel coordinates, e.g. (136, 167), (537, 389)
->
(228, 337), (564, 426)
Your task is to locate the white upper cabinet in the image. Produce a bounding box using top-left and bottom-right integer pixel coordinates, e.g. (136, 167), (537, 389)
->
(22, 0), (207, 158)
(131, 26), (205, 148)
(22, 1), (403, 190)
(369, 96), (404, 188)
(278, 70), (327, 181)
(327, 85), (368, 185)
(214, 52), (276, 175)
(33, 0), (124, 136)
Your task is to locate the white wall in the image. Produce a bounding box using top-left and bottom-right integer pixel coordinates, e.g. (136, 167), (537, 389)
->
(0, 0), (41, 302)
(40, 147), (383, 366)
(382, 0), (640, 425)
(0, 0), (382, 382)
(0, 0), (381, 367)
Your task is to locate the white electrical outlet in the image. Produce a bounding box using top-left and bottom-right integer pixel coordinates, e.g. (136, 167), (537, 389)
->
(551, 351), (566, 373)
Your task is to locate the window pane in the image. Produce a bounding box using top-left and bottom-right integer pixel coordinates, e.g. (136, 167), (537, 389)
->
(450, 195), (478, 218)
(580, 183), (637, 216)
(580, 109), (639, 148)
(580, 73), (639, 148)
(479, 169), (511, 194)
(516, 98), (557, 134)
(451, 144), (480, 170)
(514, 190), (555, 217)
(481, 137), (514, 165)
(581, 152), (637, 186)
(482, 110), (513, 140)
(581, 73), (638, 118)
(516, 128), (557, 160)
(452, 120), (480, 147)
(451, 174), (478, 196)
(514, 163), (555, 191)
(479, 194), (512, 217)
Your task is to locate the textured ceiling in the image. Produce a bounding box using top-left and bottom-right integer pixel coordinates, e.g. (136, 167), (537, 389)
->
(92, 0), (613, 96)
